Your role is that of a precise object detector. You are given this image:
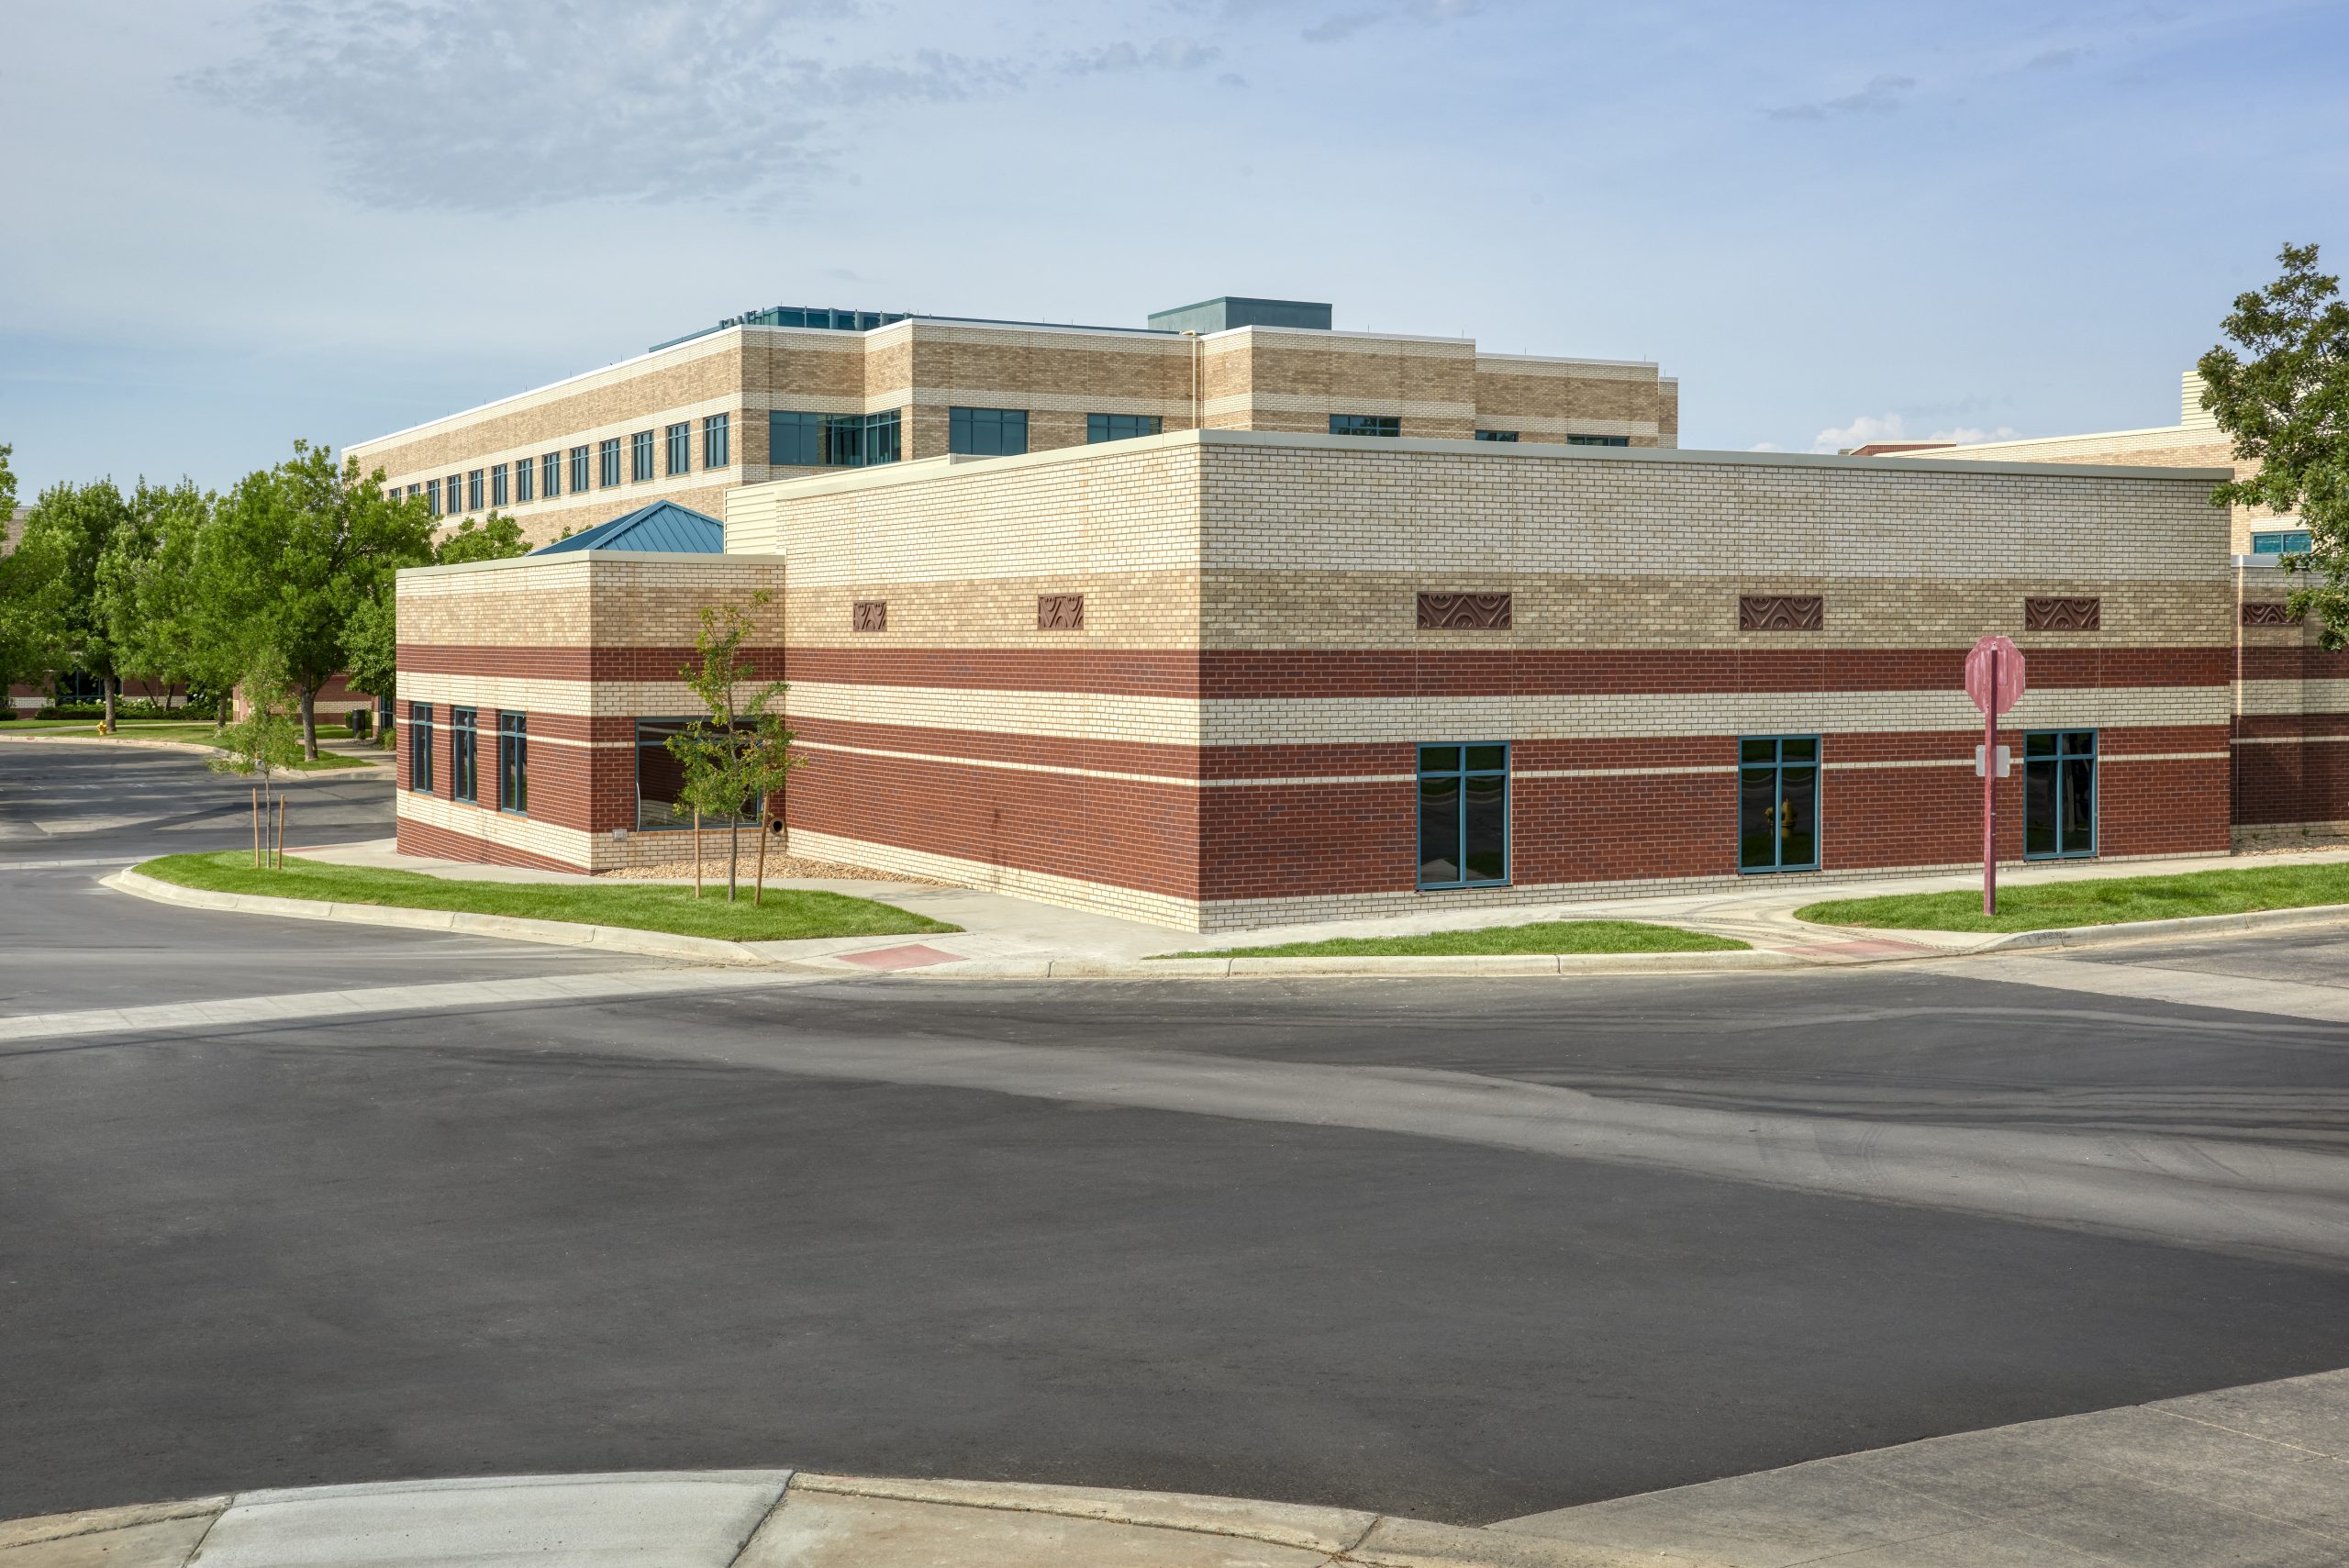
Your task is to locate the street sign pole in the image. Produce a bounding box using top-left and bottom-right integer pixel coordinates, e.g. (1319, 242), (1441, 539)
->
(1982, 642), (1998, 917)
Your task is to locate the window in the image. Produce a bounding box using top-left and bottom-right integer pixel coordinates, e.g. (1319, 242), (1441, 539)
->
(1738, 736), (1820, 872)
(2025, 730), (2097, 859)
(1418, 743), (1508, 889)
(950, 406), (1029, 456)
(598, 438), (621, 488)
(490, 462), (509, 507)
(2252, 529), (2313, 554)
(543, 450), (562, 498)
(497, 711), (528, 813)
(450, 708), (478, 803)
(1330, 414), (1400, 438)
(467, 470), (484, 511)
(1087, 413), (1163, 443)
(447, 473), (463, 511)
(630, 429), (655, 482)
(408, 703), (434, 792)
(425, 477), (441, 516)
(666, 421), (692, 476)
(512, 455), (532, 504)
(1566, 434), (1631, 448)
(769, 409), (901, 468)
(704, 412), (731, 468)
(1475, 429), (1520, 442)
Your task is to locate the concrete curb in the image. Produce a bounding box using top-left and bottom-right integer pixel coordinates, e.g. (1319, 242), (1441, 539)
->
(1791, 900), (2349, 956)
(0, 731), (391, 774)
(928, 950), (1803, 979)
(104, 867), (782, 967)
(0, 1472), (1723, 1567)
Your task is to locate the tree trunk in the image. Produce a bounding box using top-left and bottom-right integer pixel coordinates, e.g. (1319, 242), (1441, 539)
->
(297, 685), (319, 761)
(251, 786), (262, 869)
(275, 793), (285, 870)
(693, 807), (703, 898)
(101, 674), (117, 734)
(727, 813), (740, 902)
(753, 807), (768, 907)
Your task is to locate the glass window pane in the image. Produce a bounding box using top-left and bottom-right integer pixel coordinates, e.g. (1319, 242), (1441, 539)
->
(1739, 767), (1778, 869)
(1780, 738), (1816, 761)
(1464, 744), (1506, 773)
(1740, 738), (1776, 764)
(1777, 766), (1818, 868)
(1419, 776), (1462, 885)
(2024, 761), (2057, 856)
(1463, 773), (1507, 883)
(2061, 758), (2095, 854)
(2066, 730), (2096, 755)
(1419, 745), (1460, 773)
(2025, 731), (2056, 756)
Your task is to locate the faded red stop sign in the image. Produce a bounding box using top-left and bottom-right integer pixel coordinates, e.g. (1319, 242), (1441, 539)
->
(1965, 635), (2026, 717)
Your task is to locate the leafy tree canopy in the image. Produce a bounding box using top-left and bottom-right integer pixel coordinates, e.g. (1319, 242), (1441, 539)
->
(2199, 242), (2349, 644)
(344, 510), (528, 702)
(11, 476), (133, 716)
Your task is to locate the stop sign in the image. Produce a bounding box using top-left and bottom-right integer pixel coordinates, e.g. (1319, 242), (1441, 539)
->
(1965, 635), (2025, 717)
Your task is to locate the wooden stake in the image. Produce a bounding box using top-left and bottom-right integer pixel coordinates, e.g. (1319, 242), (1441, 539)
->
(275, 794), (285, 870)
(252, 786), (262, 868)
(753, 806), (768, 907)
(693, 806), (703, 897)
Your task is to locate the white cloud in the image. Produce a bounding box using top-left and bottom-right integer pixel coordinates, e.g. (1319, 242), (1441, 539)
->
(1809, 414), (2021, 452)
(1766, 72), (1917, 121)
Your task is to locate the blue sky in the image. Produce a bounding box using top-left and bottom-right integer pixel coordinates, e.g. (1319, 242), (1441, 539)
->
(3, 0), (2343, 495)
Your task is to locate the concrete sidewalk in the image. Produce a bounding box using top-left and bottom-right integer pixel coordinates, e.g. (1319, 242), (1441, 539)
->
(12, 1367), (2345, 1566)
(279, 838), (2349, 977)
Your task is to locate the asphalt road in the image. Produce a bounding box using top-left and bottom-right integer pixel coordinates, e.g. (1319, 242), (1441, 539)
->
(5, 742), (2349, 1525)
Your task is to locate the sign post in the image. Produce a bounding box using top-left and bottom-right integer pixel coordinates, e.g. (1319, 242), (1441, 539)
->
(1964, 636), (2026, 915)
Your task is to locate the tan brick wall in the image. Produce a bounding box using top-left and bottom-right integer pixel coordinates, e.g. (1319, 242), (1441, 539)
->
(1899, 425), (2278, 549)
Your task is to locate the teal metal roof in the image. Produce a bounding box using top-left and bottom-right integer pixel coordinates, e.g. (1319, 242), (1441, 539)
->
(529, 500), (724, 556)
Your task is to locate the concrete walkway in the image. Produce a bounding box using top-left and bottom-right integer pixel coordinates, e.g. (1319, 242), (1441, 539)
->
(285, 838), (2349, 975)
(12, 1368), (2345, 1566)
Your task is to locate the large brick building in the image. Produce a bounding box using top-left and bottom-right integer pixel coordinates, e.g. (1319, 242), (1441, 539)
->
(349, 295), (1680, 548)
(1883, 374), (2344, 845)
(395, 431), (2245, 929)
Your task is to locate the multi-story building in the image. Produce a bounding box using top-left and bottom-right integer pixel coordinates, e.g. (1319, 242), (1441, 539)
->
(349, 295), (1680, 546)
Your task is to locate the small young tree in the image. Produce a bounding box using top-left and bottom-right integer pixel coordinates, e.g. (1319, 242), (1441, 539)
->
(2199, 242), (2349, 644)
(206, 661), (304, 868)
(665, 593), (799, 903)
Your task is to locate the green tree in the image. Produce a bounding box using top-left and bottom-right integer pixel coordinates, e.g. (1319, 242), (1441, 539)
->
(11, 478), (133, 727)
(344, 510), (527, 716)
(94, 479), (210, 713)
(2199, 242), (2349, 645)
(207, 656), (304, 867)
(666, 593), (801, 903)
(0, 443), (33, 696)
(195, 442), (435, 758)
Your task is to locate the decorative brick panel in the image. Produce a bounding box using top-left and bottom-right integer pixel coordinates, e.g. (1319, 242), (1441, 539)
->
(852, 600), (887, 632)
(1037, 594), (1085, 630)
(1738, 595), (1823, 632)
(2024, 595), (2101, 631)
(2242, 601), (2300, 627)
(1416, 592), (1513, 630)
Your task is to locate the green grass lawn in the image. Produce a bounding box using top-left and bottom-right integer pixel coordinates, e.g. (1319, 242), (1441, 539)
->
(137, 851), (959, 942)
(1798, 862), (2349, 933)
(1159, 919), (1746, 959)
(1, 720), (378, 769)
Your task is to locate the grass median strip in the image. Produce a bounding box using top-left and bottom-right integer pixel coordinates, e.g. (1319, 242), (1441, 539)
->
(135, 851), (958, 942)
(2, 721), (377, 769)
(1798, 862), (2349, 933)
(1157, 919), (1746, 959)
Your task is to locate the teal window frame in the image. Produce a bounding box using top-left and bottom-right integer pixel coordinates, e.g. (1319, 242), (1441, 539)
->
(466, 470), (484, 510)
(630, 429), (655, 482)
(450, 707), (478, 803)
(950, 406), (1029, 456)
(665, 421), (691, 476)
(703, 412), (730, 468)
(2251, 529), (2312, 554)
(570, 446), (590, 494)
(490, 462), (508, 506)
(496, 711), (528, 814)
(1738, 735), (1820, 873)
(2023, 729), (2097, 860)
(1566, 434), (1631, 448)
(542, 451), (562, 498)
(770, 409), (901, 468)
(446, 473), (462, 512)
(597, 439), (621, 488)
(1475, 429), (1519, 442)
(512, 456), (532, 503)
(424, 477), (441, 516)
(1417, 742), (1509, 889)
(408, 703), (432, 792)
(1330, 414), (1400, 438)
(1087, 413), (1163, 443)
